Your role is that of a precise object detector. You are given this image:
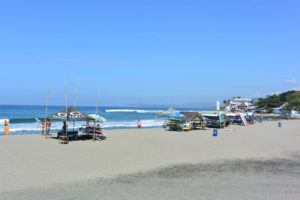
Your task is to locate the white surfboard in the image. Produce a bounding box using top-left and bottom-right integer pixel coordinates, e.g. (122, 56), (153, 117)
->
(240, 113), (248, 126)
(35, 117), (41, 123)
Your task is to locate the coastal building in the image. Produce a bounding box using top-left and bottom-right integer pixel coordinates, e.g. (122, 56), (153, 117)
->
(273, 107), (283, 114)
(226, 98), (254, 112)
(230, 98), (253, 106)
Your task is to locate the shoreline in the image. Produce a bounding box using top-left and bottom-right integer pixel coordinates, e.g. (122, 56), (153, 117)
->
(0, 117), (288, 136)
(1, 120), (300, 197)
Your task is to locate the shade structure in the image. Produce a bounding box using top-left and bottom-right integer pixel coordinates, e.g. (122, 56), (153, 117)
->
(168, 112), (187, 118)
(48, 106), (93, 121)
(156, 107), (177, 117)
(88, 114), (107, 123)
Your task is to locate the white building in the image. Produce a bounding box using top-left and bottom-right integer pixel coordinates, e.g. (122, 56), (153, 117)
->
(226, 98), (254, 112)
(230, 98), (253, 107)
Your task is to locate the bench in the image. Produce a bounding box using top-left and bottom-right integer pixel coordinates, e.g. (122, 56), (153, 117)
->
(59, 135), (69, 144)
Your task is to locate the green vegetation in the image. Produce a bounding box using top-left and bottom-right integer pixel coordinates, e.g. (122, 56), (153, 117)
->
(223, 96), (242, 106)
(255, 90), (300, 110)
(223, 99), (231, 106)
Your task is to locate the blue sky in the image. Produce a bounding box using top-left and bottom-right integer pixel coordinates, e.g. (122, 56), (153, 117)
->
(0, 0), (299, 106)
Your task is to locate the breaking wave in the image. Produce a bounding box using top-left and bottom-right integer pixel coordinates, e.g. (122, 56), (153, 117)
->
(105, 109), (163, 113)
(0, 119), (165, 134)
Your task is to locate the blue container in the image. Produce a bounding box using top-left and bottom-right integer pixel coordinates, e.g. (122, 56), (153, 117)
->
(278, 122), (282, 127)
(213, 129), (218, 137)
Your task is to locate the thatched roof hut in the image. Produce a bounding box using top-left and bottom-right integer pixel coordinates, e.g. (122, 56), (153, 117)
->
(156, 108), (177, 117)
(179, 112), (203, 122)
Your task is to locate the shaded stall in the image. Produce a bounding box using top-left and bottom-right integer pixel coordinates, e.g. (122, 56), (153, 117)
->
(179, 112), (204, 129)
(48, 106), (94, 142)
(155, 108), (178, 127)
(168, 112), (187, 118)
(78, 114), (107, 140)
(164, 112), (187, 131)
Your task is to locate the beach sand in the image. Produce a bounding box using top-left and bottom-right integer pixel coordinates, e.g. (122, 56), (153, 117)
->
(1, 120), (300, 199)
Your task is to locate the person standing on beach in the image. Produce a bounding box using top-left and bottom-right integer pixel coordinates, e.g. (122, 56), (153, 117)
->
(46, 119), (51, 135)
(41, 120), (45, 135)
(137, 120), (142, 128)
(62, 121), (68, 132)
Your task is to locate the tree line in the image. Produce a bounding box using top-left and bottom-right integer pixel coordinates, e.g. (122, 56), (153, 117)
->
(255, 90), (300, 111)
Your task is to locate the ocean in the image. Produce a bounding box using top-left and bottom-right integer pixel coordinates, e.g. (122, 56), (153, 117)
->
(0, 105), (214, 136)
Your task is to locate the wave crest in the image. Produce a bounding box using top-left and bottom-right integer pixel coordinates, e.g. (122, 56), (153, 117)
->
(105, 109), (162, 113)
(0, 120), (165, 134)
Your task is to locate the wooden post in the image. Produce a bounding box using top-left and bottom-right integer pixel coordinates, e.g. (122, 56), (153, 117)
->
(45, 84), (50, 139)
(73, 80), (79, 131)
(93, 86), (100, 141)
(74, 80), (79, 107)
(219, 111), (222, 129)
(65, 75), (68, 143)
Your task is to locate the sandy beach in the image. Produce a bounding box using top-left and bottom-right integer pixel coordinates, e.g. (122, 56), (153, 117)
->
(1, 120), (300, 199)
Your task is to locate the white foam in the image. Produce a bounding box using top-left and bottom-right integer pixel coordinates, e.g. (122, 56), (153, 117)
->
(0, 119), (9, 124)
(0, 120), (165, 133)
(102, 119), (164, 128)
(105, 109), (163, 113)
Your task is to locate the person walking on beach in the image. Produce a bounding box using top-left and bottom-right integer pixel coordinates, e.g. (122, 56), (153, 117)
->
(46, 119), (51, 135)
(41, 120), (46, 135)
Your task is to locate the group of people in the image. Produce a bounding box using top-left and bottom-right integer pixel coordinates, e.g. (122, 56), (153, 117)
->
(85, 122), (103, 134)
(41, 119), (142, 136)
(41, 119), (52, 135)
(41, 120), (68, 135)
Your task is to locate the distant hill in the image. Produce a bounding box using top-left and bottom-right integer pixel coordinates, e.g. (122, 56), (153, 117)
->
(255, 90), (300, 111)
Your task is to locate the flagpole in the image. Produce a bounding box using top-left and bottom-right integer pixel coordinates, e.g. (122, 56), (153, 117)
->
(45, 83), (50, 139)
(93, 86), (100, 141)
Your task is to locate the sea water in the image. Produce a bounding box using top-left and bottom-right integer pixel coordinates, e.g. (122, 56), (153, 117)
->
(0, 105), (214, 136)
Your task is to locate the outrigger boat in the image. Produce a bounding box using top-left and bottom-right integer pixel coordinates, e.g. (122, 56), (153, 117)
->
(225, 112), (254, 126)
(202, 112), (226, 128)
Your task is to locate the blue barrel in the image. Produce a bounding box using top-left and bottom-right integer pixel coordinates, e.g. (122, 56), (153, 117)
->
(213, 129), (218, 137)
(278, 122), (282, 127)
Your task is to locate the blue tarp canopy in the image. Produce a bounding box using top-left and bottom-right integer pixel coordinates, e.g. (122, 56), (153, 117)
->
(168, 112), (187, 118)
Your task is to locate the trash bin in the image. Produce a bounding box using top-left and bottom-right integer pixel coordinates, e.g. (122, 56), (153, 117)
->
(278, 122), (282, 127)
(213, 129), (218, 137)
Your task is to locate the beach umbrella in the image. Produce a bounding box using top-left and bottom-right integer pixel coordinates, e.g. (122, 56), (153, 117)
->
(168, 112), (187, 118)
(88, 114), (107, 123)
(156, 107), (177, 117)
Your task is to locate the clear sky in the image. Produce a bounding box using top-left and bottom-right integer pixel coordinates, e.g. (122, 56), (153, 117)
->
(0, 0), (299, 106)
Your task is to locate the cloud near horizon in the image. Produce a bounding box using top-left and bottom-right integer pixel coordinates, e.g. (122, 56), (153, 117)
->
(293, 86), (300, 91)
(254, 92), (261, 98)
(284, 78), (300, 91)
(284, 78), (298, 84)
